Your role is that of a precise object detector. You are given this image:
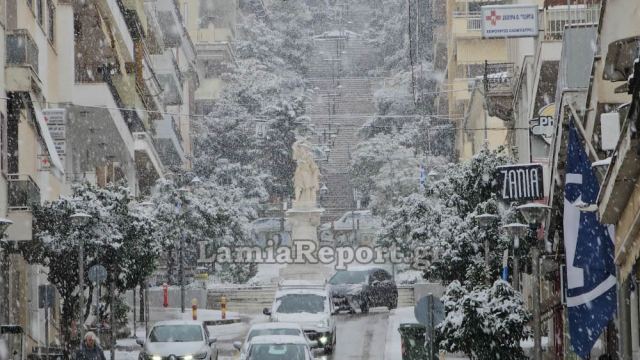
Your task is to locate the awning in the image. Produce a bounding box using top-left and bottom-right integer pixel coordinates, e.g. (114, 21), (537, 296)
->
(29, 93), (65, 177)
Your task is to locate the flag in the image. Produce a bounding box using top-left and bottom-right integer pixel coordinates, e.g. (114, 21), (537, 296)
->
(563, 121), (617, 359)
(502, 249), (509, 281)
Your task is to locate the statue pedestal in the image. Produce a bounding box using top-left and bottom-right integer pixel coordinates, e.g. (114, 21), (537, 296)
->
(278, 207), (331, 282)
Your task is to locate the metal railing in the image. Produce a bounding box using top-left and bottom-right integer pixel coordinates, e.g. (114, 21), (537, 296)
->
(453, 11), (482, 32)
(7, 174), (40, 211)
(541, 5), (601, 40)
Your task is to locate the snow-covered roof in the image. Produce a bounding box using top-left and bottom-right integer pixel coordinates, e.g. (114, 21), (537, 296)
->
(151, 320), (204, 327)
(249, 323), (303, 331)
(249, 335), (310, 345)
(275, 288), (328, 297)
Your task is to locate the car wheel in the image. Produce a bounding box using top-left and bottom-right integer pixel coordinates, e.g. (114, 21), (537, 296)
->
(360, 300), (369, 314)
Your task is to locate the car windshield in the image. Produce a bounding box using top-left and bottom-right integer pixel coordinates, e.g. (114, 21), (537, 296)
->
(276, 294), (326, 314)
(329, 270), (368, 285)
(248, 329), (302, 342)
(248, 344), (307, 360)
(149, 325), (203, 343)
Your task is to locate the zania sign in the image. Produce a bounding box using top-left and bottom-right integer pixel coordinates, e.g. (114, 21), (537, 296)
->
(496, 164), (544, 201)
(481, 5), (539, 38)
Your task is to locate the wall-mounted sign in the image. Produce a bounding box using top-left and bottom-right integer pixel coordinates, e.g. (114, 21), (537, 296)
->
(482, 5), (539, 39)
(530, 103), (555, 144)
(495, 163), (544, 201)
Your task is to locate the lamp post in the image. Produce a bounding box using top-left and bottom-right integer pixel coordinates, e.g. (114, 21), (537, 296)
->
(137, 201), (154, 336)
(516, 203), (551, 360)
(176, 177), (201, 314)
(502, 223), (528, 291)
(0, 218), (13, 323)
(474, 213), (500, 279)
(70, 212), (92, 342)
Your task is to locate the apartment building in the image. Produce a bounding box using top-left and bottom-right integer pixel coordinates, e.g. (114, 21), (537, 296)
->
(0, 0), (198, 355)
(444, 0), (514, 159)
(179, 0), (238, 116)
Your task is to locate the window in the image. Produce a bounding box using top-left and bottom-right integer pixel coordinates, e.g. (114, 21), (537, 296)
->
(47, 0), (55, 43)
(36, 0), (43, 26)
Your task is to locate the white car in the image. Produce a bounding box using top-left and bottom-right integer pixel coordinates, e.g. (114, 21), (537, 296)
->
(245, 335), (315, 360)
(263, 287), (336, 354)
(233, 323), (309, 360)
(136, 320), (218, 360)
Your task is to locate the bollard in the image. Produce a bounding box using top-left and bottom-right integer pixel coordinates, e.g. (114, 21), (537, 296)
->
(162, 283), (169, 308)
(220, 296), (227, 320)
(192, 298), (198, 320)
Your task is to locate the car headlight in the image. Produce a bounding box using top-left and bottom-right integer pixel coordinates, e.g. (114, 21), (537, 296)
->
(182, 356), (193, 360)
(151, 356), (162, 360)
(193, 352), (208, 360)
(319, 335), (329, 344)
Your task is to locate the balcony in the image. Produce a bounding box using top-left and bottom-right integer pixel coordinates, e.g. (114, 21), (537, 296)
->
(6, 174), (40, 241)
(154, 0), (183, 46)
(151, 50), (184, 106)
(134, 132), (164, 194)
(122, 0), (148, 38)
(5, 29), (42, 93)
(541, 5), (601, 40)
(452, 11), (482, 38)
(7, 174), (40, 211)
(153, 115), (185, 167)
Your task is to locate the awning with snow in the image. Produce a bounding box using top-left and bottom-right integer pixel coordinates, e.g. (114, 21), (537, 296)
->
(28, 93), (64, 177)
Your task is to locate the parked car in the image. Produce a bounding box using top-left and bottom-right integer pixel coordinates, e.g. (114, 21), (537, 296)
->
(328, 267), (398, 313)
(245, 335), (315, 360)
(233, 323), (309, 360)
(136, 320), (218, 360)
(263, 284), (336, 354)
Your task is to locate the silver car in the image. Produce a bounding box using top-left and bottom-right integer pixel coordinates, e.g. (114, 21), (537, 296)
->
(137, 320), (218, 360)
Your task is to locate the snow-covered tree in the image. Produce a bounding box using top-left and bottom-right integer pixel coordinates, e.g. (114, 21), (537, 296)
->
(378, 147), (515, 285)
(150, 175), (257, 284)
(437, 280), (532, 360)
(14, 183), (160, 345)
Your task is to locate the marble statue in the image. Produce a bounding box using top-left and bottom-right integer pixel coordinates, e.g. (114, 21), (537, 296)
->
(292, 138), (320, 208)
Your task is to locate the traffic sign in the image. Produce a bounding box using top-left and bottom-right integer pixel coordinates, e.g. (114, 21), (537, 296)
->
(88, 265), (107, 283)
(414, 294), (445, 327)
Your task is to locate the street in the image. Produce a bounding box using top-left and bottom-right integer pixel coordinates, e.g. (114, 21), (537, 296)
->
(211, 309), (392, 360)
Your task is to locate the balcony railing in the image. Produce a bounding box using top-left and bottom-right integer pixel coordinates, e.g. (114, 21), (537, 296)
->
(6, 29), (39, 75)
(541, 5), (601, 40)
(452, 11), (482, 33)
(7, 174), (40, 211)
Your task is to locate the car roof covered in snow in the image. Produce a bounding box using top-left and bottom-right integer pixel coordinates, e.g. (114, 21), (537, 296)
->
(151, 320), (204, 327)
(249, 322), (304, 331)
(275, 287), (329, 297)
(248, 335), (310, 345)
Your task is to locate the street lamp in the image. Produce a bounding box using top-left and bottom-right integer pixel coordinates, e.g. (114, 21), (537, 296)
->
(70, 212), (92, 342)
(0, 218), (13, 235)
(176, 176), (201, 313)
(516, 203), (550, 360)
(136, 201), (154, 336)
(474, 213), (500, 279)
(502, 223), (528, 291)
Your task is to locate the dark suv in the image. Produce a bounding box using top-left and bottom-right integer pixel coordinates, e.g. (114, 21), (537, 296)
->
(328, 267), (398, 314)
